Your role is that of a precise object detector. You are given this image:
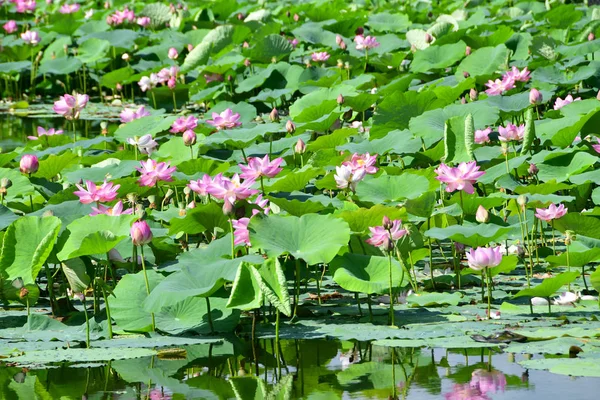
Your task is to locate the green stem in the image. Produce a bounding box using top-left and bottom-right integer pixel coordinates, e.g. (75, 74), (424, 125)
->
(151, 90), (157, 109)
(486, 270), (492, 318)
(172, 90), (177, 112)
(229, 219), (235, 259)
(139, 245), (155, 331)
(387, 252), (395, 326)
(82, 296), (90, 348)
(294, 258), (301, 318)
(459, 191), (464, 225)
(72, 120), (76, 144)
(101, 285), (113, 339)
(275, 310), (281, 378)
(566, 241), (571, 292)
(205, 297), (214, 333)
(260, 176), (265, 194)
(551, 220), (556, 255)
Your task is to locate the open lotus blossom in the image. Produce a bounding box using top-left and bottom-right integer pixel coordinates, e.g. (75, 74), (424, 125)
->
(535, 203), (567, 221)
(498, 123), (525, 142)
(232, 217), (251, 246)
(119, 105), (150, 123)
(474, 127), (492, 144)
(188, 174), (213, 196)
(127, 134), (158, 155)
(504, 66), (530, 82)
(19, 154), (39, 174)
(107, 7), (135, 25)
(354, 35), (380, 50)
(136, 159), (176, 187)
(466, 247), (503, 270)
(170, 115), (198, 133)
(435, 161), (485, 194)
(3, 20), (17, 34)
(157, 66), (179, 89)
(592, 137), (600, 154)
(130, 220), (153, 246)
(137, 16), (151, 27)
(53, 92), (89, 119)
(207, 173), (258, 206)
(59, 3), (80, 14)
(138, 73), (160, 92)
(28, 126), (63, 140)
(20, 30), (40, 45)
(74, 180), (120, 204)
(334, 164), (366, 191)
(484, 75), (515, 96)
(15, 0), (36, 13)
(342, 153), (378, 175)
(554, 94), (581, 110)
(251, 194), (270, 215)
(366, 217), (408, 250)
(239, 155), (283, 180)
(206, 108), (242, 130)
(553, 291), (578, 305)
(311, 52), (330, 62)
(90, 201), (133, 216)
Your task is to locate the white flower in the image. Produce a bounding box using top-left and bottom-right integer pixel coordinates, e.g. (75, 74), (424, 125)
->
(553, 291), (578, 305)
(531, 297), (549, 306)
(127, 134), (158, 155)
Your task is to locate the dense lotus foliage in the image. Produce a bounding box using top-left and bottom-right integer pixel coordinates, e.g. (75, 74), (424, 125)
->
(1, 0), (600, 397)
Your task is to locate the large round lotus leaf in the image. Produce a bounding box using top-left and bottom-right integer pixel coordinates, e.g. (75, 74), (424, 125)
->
(330, 253), (407, 294)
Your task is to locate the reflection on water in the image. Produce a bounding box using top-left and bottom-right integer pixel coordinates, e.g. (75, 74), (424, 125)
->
(1, 339), (598, 400)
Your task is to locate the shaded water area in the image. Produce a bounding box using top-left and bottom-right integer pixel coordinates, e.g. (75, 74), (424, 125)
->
(2, 337), (599, 400)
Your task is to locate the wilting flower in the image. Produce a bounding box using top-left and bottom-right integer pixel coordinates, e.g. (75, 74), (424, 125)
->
(120, 105), (150, 123)
(20, 30), (40, 45)
(136, 159), (176, 187)
(127, 134), (158, 155)
(366, 217), (408, 250)
(239, 155), (283, 180)
(137, 17), (151, 27)
(311, 52), (330, 62)
(131, 220), (153, 246)
(466, 247), (503, 270)
(170, 115), (198, 133)
(28, 126), (63, 140)
(168, 47), (178, 59)
(3, 20), (17, 34)
(19, 154), (39, 174)
(90, 201), (133, 216)
(498, 123), (525, 142)
(474, 127), (492, 144)
(138, 74), (160, 92)
(535, 203), (567, 221)
(53, 92), (89, 119)
(188, 174), (213, 196)
(74, 180), (120, 204)
(435, 161), (485, 194)
(504, 66), (530, 82)
(554, 94), (581, 110)
(334, 164), (366, 191)
(206, 108), (242, 130)
(182, 130), (196, 146)
(354, 35), (380, 50)
(232, 218), (251, 246)
(207, 173), (258, 207)
(342, 153), (378, 175)
(59, 3), (80, 14)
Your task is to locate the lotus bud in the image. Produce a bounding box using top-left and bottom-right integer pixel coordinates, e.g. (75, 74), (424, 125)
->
(293, 13), (300, 22)
(122, 53), (130, 61)
(342, 109), (353, 121)
(116, 83), (122, 91)
(356, 26), (364, 35)
(286, 119), (296, 134)
(19, 154), (39, 174)
(589, 32), (595, 41)
(517, 195), (528, 209)
(528, 163), (538, 175)
(147, 195), (157, 209)
(337, 59), (344, 68)
(42, 210), (54, 217)
(424, 33), (433, 43)
(187, 44), (194, 51)
(382, 215), (393, 230)
(597, 90), (600, 101)
(269, 108), (279, 122)
(237, 13), (244, 21)
(465, 46), (471, 56)
(244, 59), (251, 67)
(460, 97), (466, 104)
(463, 71), (470, 78)
(131, 220), (153, 246)
(337, 94), (344, 105)
(454, 242), (465, 252)
(187, 201), (196, 209)
(294, 138), (306, 154)
(0, 178), (12, 195)
(339, 40), (346, 51)
(468, 88), (478, 101)
(19, 287), (29, 299)
(182, 130), (197, 146)
(168, 47), (178, 60)
(529, 88), (542, 105)
(475, 205), (489, 223)
(242, 41), (249, 48)
(164, 189), (174, 200)
(222, 199), (234, 215)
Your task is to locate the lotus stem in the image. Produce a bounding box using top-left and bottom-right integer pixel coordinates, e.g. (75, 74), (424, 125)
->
(228, 219), (235, 260)
(82, 295), (90, 348)
(355, 293), (362, 316)
(367, 295), (373, 322)
(486, 269), (493, 318)
(387, 252), (395, 326)
(294, 258), (301, 318)
(101, 285), (113, 339)
(566, 241), (571, 291)
(551, 220), (556, 255)
(260, 176), (265, 195)
(172, 90), (177, 111)
(151, 90), (157, 109)
(205, 297), (214, 333)
(275, 310), (281, 378)
(139, 245), (155, 331)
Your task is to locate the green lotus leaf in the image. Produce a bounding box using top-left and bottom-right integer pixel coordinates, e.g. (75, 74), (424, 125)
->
(330, 253), (407, 295)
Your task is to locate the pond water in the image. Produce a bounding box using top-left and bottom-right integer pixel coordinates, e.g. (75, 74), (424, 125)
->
(2, 338), (598, 400)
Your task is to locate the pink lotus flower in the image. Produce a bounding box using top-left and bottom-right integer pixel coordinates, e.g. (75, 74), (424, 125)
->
(206, 108), (242, 130)
(59, 3), (80, 14)
(170, 115), (198, 133)
(207, 173), (258, 207)
(136, 159), (176, 187)
(311, 52), (330, 62)
(90, 200), (133, 216)
(366, 217), (408, 250)
(504, 66), (530, 82)
(232, 217), (251, 246)
(138, 74), (160, 92)
(484, 75), (515, 96)
(334, 164), (366, 191)
(204, 73), (223, 83)
(3, 20), (17, 34)
(15, 0), (36, 13)
(342, 153), (378, 175)
(466, 247), (503, 270)
(107, 7), (135, 25)
(137, 17), (151, 27)
(127, 134), (158, 155)
(74, 180), (120, 204)
(183, 130), (196, 146)
(19, 154), (39, 174)
(239, 155), (283, 180)
(498, 123), (525, 142)
(28, 126), (63, 140)
(20, 30), (40, 45)
(251, 194), (270, 215)
(554, 94), (581, 110)
(288, 38), (299, 48)
(592, 137), (600, 154)
(435, 161), (485, 194)
(535, 203), (567, 221)
(157, 66), (178, 85)
(53, 92), (89, 120)
(119, 105), (150, 123)
(470, 369), (507, 395)
(188, 174), (213, 196)
(131, 220), (153, 246)
(168, 47), (178, 60)
(354, 35), (380, 50)
(474, 127), (491, 144)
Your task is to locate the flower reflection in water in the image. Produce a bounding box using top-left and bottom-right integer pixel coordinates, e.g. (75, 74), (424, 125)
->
(445, 369), (506, 400)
